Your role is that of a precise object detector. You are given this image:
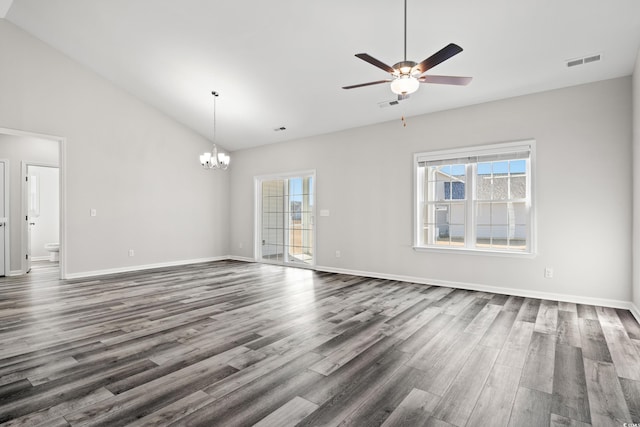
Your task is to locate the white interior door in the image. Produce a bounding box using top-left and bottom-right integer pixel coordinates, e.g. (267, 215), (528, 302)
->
(0, 162), (6, 276)
(25, 166), (35, 273)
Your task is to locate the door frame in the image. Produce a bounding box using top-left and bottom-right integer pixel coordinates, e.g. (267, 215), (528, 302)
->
(22, 162), (60, 272)
(0, 159), (9, 276)
(254, 169), (316, 268)
(0, 127), (66, 279)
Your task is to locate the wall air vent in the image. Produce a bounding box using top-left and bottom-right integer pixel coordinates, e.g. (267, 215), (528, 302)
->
(567, 54), (601, 68)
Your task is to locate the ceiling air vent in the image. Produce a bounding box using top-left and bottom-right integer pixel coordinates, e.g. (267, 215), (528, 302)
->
(378, 100), (400, 108)
(584, 54), (601, 64)
(567, 54), (601, 68)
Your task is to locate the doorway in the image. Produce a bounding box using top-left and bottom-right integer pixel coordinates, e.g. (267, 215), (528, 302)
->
(0, 128), (66, 279)
(0, 160), (8, 276)
(256, 171), (315, 266)
(24, 164), (60, 273)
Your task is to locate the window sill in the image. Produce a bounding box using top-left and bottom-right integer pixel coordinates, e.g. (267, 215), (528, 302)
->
(412, 245), (536, 259)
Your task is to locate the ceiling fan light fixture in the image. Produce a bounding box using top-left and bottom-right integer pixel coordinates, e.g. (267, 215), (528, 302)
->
(390, 75), (419, 95)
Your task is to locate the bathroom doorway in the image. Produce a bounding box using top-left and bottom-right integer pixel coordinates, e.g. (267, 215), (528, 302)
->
(0, 128), (65, 279)
(24, 164), (59, 273)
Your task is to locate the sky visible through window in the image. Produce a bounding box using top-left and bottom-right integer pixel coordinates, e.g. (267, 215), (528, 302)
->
(288, 177), (314, 206)
(438, 160), (526, 177)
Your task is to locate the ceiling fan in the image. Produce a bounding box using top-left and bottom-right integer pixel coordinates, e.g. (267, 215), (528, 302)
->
(342, 0), (472, 99)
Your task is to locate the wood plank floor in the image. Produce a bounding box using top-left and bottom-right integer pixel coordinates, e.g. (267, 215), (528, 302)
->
(0, 260), (639, 426)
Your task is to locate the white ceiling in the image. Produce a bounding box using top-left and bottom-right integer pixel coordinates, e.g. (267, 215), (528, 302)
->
(5, 0), (640, 151)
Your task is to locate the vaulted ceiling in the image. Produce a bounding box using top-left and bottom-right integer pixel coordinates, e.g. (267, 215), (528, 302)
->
(4, 0), (640, 150)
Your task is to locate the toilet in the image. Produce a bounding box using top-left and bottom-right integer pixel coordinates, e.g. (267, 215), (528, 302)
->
(44, 243), (59, 262)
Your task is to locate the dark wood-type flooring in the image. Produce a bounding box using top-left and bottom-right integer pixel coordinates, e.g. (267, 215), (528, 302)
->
(1, 260), (639, 426)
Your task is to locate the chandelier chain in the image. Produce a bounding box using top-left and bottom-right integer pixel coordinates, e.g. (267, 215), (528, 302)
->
(212, 91), (218, 143)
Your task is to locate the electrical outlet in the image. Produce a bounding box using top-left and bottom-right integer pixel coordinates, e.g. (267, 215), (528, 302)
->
(90, 209), (97, 217)
(128, 249), (135, 257)
(544, 267), (553, 278)
(239, 242), (243, 249)
(335, 250), (341, 258)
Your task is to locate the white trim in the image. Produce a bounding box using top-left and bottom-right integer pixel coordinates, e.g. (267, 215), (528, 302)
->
(412, 245), (537, 258)
(630, 303), (640, 325)
(30, 256), (50, 261)
(0, 159), (9, 277)
(314, 264), (635, 311)
(64, 256), (229, 280)
(254, 169), (318, 181)
(53, 256), (640, 319)
(415, 139), (534, 163)
(227, 255), (256, 263)
(8, 269), (23, 276)
(0, 127), (66, 280)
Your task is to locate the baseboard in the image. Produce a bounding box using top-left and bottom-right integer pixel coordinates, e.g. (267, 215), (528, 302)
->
(8, 270), (24, 276)
(315, 264), (635, 312)
(60, 257), (640, 319)
(631, 303), (640, 324)
(227, 255), (256, 263)
(31, 256), (50, 261)
(64, 256), (229, 279)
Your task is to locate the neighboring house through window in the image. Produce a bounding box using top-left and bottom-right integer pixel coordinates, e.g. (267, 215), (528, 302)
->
(414, 140), (535, 254)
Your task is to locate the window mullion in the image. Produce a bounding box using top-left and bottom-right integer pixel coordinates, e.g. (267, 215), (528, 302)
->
(466, 163), (475, 249)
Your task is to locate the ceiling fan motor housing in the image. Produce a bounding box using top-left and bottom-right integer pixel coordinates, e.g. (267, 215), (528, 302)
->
(392, 60), (419, 76)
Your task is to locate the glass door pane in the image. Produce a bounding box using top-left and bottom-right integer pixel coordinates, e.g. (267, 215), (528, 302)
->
(286, 176), (313, 265)
(261, 179), (284, 262)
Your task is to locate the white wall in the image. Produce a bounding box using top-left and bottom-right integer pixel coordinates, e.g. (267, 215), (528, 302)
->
(633, 48), (640, 312)
(230, 77), (633, 303)
(0, 134), (58, 272)
(0, 20), (230, 276)
(29, 165), (59, 259)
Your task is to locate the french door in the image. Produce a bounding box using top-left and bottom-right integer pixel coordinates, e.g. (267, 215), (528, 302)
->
(256, 171), (315, 266)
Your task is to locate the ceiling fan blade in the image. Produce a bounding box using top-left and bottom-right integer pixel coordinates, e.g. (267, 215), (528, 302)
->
(414, 43), (463, 74)
(419, 75), (472, 86)
(355, 53), (396, 74)
(342, 80), (391, 89)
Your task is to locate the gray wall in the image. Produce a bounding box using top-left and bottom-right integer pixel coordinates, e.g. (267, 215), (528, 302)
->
(0, 20), (230, 276)
(229, 77), (633, 303)
(634, 49), (640, 311)
(0, 134), (58, 272)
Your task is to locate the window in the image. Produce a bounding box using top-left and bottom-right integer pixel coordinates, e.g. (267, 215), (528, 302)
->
(415, 141), (534, 254)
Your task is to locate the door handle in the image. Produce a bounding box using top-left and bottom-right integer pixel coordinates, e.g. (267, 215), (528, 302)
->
(29, 222), (36, 226)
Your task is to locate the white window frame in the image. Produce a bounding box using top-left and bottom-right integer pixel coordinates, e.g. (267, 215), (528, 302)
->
(413, 140), (536, 257)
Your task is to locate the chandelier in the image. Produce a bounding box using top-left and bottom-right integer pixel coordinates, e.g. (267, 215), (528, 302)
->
(199, 91), (230, 170)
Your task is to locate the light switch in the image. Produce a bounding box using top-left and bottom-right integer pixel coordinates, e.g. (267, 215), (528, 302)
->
(90, 209), (97, 217)
(320, 209), (330, 217)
